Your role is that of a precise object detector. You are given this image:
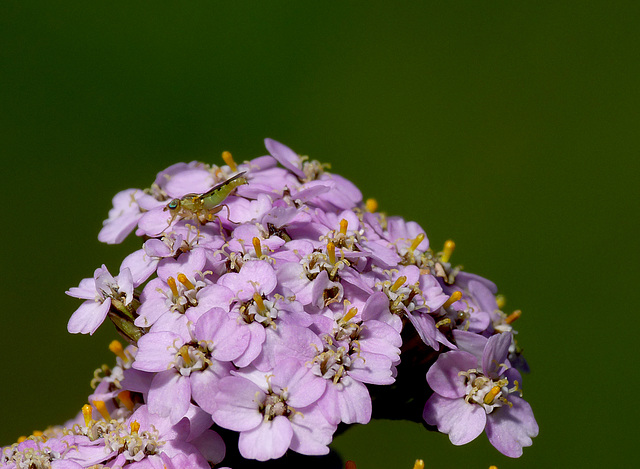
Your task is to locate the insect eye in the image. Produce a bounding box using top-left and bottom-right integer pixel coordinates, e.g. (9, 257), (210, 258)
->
(168, 199), (179, 210)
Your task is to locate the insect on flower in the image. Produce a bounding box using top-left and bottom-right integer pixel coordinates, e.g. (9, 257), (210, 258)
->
(164, 171), (248, 225)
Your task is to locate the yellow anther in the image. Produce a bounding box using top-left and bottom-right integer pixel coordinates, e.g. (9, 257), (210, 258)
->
(327, 242), (336, 264)
(130, 420), (141, 434)
(118, 390), (135, 411)
(391, 275), (407, 292)
(253, 292), (266, 312)
(443, 290), (462, 308)
(167, 276), (179, 297)
(505, 309), (522, 324)
(342, 307), (358, 324)
(179, 345), (193, 366)
(489, 466), (498, 469)
(32, 430), (43, 438)
(484, 386), (501, 405)
(413, 460), (425, 469)
(339, 218), (348, 236)
(177, 273), (195, 290)
(252, 237), (263, 257)
(441, 239), (456, 263)
(17, 436), (26, 443)
(109, 340), (127, 361)
(410, 233), (425, 251)
(365, 198), (378, 213)
(496, 294), (506, 310)
(93, 400), (111, 421)
(82, 404), (94, 426)
(222, 151), (237, 172)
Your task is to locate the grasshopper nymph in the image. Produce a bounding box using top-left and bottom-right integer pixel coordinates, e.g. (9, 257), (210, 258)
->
(164, 171), (248, 225)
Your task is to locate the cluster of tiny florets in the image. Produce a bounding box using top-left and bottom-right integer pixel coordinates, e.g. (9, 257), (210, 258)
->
(1, 139), (537, 468)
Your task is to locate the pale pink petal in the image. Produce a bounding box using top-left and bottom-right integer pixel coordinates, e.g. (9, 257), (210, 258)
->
(67, 299), (110, 335)
(238, 416), (293, 461)
(486, 396), (538, 458)
(423, 394), (486, 446)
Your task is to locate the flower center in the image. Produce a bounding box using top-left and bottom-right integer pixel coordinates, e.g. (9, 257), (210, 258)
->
(174, 343), (211, 376)
(458, 368), (520, 413)
(165, 272), (207, 314)
(260, 391), (293, 421)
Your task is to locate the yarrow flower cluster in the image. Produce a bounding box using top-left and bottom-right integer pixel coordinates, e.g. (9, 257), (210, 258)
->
(1, 139), (538, 468)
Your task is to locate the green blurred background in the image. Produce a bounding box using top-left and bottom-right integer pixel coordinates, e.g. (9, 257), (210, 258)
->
(1, 2), (638, 467)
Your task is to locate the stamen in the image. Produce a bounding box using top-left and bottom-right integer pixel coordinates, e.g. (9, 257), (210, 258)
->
(410, 233), (425, 251)
(118, 390), (135, 411)
(345, 462), (357, 469)
(93, 400), (111, 421)
(177, 273), (195, 290)
(496, 294), (506, 309)
(484, 386), (501, 405)
(413, 460), (425, 469)
(506, 309), (521, 324)
(391, 275), (407, 292)
(17, 436), (26, 443)
(253, 292), (266, 312)
(108, 340), (127, 361)
(130, 420), (141, 434)
(441, 239), (455, 263)
(32, 430), (43, 438)
(327, 242), (336, 264)
(222, 151), (237, 172)
(252, 237), (263, 257)
(82, 404), (93, 426)
(443, 290), (462, 308)
(339, 218), (348, 236)
(179, 345), (193, 367)
(435, 317), (451, 328)
(365, 198), (378, 212)
(489, 466), (498, 469)
(167, 276), (179, 297)
(342, 307), (358, 323)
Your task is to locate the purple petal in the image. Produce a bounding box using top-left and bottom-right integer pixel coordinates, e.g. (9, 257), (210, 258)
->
(190, 365), (231, 414)
(456, 271), (498, 295)
(133, 331), (180, 372)
(164, 168), (213, 198)
(238, 416), (293, 461)
(189, 429), (226, 465)
(67, 299), (110, 335)
(320, 378), (372, 425)
(406, 310), (440, 350)
(271, 360), (326, 408)
(233, 322), (266, 368)
(423, 394), (486, 445)
(66, 277), (97, 299)
(289, 405), (335, 455)
(147, 371), (191, 424)
(483, 332), (512, 377)
(137, 207), (173, 238)
(211, 376), (264, 431)
(348, 352), (395, 385)
(120, 249), (159, 287)
(186, 284), (235, 323)
(219, 260), (277, 300)
(468, 279), (499, 313)
(452, 330), (488, 361)
(157, 248), (207, 282)
(486, 395), (539, 458)
(195, 308), (250, 361)
(265, 138), (305, 179)
(426, 351), (477, 398)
